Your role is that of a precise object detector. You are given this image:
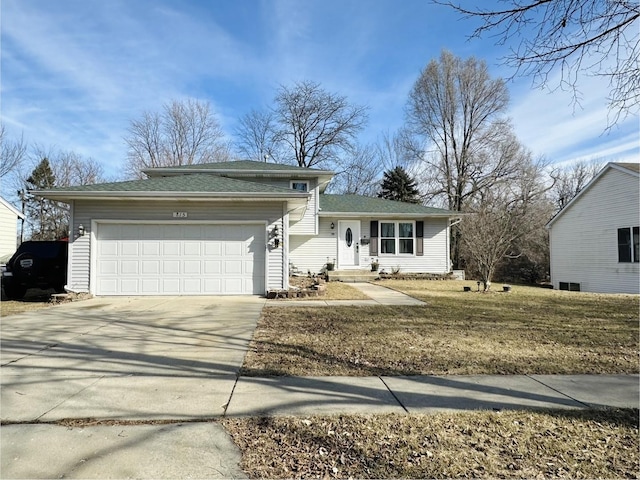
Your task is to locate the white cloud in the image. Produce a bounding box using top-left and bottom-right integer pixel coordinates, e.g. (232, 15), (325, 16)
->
(508, 63), (639, 165)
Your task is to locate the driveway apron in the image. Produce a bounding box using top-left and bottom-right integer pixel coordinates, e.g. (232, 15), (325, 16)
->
(1, 296), (265, 422)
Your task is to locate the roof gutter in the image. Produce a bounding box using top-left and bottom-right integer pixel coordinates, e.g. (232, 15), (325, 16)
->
(30, 190), (310, 202)
(318, 211), (459, 218)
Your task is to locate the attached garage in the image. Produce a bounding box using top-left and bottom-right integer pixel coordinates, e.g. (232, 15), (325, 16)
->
(94, 223), (266, 295)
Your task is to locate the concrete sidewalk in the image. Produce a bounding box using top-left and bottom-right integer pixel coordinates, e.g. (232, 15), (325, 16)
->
(225, 374), (639, 416)
(265, 282), (426, 306)
(2, 374), (637, 478)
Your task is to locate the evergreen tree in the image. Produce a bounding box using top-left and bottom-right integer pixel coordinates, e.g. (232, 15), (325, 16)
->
(378, 166), (421, 203)
(25, 158), (68, 240)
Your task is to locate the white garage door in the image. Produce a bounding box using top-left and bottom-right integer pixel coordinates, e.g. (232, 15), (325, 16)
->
(95, 223), (265, 295)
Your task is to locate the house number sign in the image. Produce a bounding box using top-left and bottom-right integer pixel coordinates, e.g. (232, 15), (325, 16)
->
(173, 211), (188, 218)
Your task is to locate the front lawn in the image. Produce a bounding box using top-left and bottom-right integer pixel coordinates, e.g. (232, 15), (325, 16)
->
(222, 408), (639, 479)
(242, 281), (638, 376)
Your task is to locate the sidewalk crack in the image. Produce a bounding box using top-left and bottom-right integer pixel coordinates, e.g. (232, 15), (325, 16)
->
(35, 375), (106, 422)
(526, 374), (591, 408)
(378, 376), (409, 413)
(222, 374), (240, 417)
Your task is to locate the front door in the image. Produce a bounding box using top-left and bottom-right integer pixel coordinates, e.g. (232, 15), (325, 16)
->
(338, 221), (360, 268)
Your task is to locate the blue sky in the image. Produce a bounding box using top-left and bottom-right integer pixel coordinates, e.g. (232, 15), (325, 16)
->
(2, 0), (638, 181)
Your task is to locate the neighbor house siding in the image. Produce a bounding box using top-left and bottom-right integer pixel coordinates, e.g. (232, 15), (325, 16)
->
(549, 167), (640, 294)
(289, 217), (450, 274)
(0, 201), (20, 258)
(69, 200), (285, 293)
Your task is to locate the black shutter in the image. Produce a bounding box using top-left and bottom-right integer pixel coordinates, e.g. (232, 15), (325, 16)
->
(416, 220), (424, 256)
(370, 220), (378, 256)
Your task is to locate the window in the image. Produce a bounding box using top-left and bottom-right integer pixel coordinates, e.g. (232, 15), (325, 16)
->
(380, 222), (395, 254)
(559, 282), (581, 291)
(399, 222), (414, 254)
(618, 226), (639, 263)
(290, 181), (308, 192)
(379, 221), (414, 255)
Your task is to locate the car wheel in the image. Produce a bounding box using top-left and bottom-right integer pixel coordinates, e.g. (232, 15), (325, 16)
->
(4, 284), (26, 300)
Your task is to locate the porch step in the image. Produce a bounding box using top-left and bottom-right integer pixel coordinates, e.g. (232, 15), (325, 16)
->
(326, 269), (379, 283)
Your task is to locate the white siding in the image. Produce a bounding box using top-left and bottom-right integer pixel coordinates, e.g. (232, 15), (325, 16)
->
(289, 179), (318, 235)
(0, 202), (20, 258)
(549, 167), (640, 294)
(289, 217), (450, 274)
(289, 217), (337, 274)
(69, 200), (285, 294)
(224, 176), (319, 235)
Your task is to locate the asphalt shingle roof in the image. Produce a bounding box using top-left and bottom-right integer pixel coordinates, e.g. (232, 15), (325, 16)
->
(319, 194), (457, 215)
(43, 174), (301, 194)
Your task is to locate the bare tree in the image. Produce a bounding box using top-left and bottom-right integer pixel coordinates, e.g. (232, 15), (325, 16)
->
(124, 99), (230, 178)
(406, 50), (520, 267)
(273, 81), (368, 168)
(328, 144), (381, 196)
(550, 158), (603, 211)
(460, 155), (553, 290)
(435, 0), (640, 123)
(375, 130), (415, 171)
(235, 109), (283, 163)
(0, 124), (27, 179)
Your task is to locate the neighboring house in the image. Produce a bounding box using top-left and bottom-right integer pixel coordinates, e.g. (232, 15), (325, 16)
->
(34, 160), (458, 296)
(547, 162), (640, 294)
(0, 196), (25, 259)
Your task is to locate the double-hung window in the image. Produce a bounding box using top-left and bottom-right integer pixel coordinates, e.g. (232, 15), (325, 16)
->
(618, 226), (640, 263)
(380, 221), (414, 255)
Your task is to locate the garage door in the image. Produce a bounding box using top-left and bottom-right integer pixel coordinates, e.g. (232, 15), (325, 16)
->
(95, 223), (265, 295)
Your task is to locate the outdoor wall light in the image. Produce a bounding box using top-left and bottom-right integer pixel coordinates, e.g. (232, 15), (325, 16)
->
(330, 222), (335, 229)
(78, 224), (85, 237)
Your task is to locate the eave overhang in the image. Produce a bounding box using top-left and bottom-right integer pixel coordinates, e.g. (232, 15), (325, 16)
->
(318, 211), (461, 219)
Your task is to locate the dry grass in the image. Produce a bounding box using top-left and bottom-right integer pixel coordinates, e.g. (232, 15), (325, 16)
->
(242, 281), (639, 376)
(284, 278), (370, 301)
(222, 408), (639, 479)
(0, 288), (55, 317)
(323, 282), (370, 300)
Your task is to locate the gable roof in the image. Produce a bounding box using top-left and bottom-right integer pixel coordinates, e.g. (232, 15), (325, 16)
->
(319, 194), (458, 217)
(0, 196), (25, 219)
(547, 162), (640, 228)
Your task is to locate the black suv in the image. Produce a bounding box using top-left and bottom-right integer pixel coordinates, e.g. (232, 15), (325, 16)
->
(1, 241), (68, 299)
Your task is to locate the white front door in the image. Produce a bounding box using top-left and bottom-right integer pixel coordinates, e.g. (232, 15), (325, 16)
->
(338, 220), (360, 268)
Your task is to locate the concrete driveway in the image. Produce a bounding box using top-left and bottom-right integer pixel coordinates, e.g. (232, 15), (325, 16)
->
(1, 295), (265, 422)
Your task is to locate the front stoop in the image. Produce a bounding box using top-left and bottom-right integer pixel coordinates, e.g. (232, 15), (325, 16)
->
(327, 269), (379, 283)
